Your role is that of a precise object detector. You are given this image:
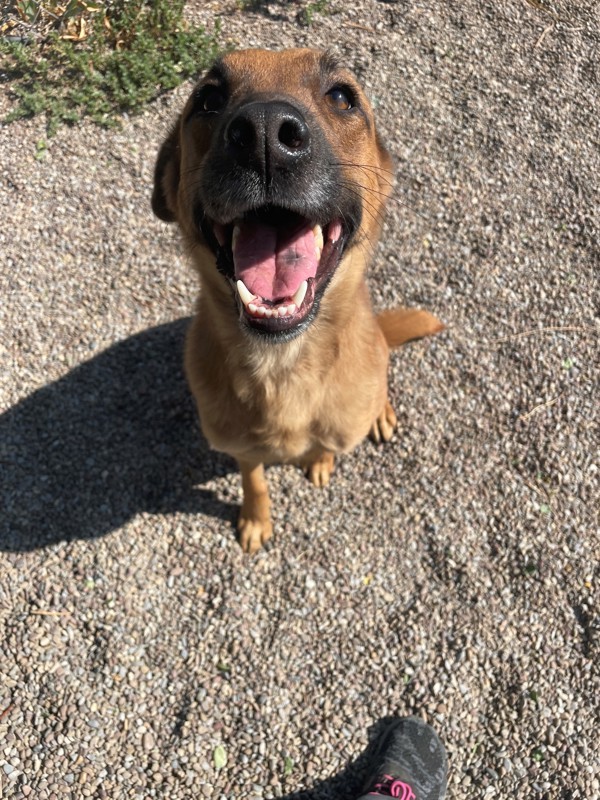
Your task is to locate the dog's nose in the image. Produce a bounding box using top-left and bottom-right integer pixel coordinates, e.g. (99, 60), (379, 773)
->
(225, 101), (311, 174)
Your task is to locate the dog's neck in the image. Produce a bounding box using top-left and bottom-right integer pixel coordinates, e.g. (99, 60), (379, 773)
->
(237, 332), (306, 380)
(197, 281), (350, 399)
(196, 247), (370, 398)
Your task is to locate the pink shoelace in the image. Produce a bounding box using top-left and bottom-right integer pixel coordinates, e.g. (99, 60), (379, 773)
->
(370, 774), (416, 799)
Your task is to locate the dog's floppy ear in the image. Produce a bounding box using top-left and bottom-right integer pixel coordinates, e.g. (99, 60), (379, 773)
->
(152, 118), (181, 222)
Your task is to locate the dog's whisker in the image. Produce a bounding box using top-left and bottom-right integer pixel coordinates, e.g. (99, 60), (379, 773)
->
(333, 165), (429, 221)
(336, 181), (388, 226)
(180, 164), (205, 178)
(328, 167), (394, 197)
(331, 159), (396, 177)
(348, 183), (430, 222)
(338, 178), (393, 203)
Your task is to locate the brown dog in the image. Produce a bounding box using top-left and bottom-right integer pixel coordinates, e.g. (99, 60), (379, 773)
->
(152, 48), (442, 553)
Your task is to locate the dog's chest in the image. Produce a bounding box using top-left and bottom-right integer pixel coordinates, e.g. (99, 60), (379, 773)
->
(199, 356), (345, 462)
(230, 368), (322, 460)
(193, 319), (383, 464)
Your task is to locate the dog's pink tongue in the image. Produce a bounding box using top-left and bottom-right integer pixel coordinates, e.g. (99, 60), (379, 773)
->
(233, 221), (319, 301)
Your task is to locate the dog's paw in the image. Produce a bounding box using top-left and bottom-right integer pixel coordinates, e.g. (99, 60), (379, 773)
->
(370, 401), (397, 444)
(308, 462), (333, 488)
(237, 515), (273, 554)
(306, 451), (335, 488)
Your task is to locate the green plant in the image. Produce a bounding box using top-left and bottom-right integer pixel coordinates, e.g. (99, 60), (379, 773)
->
(15, 0), (42, 24)
(531, 747), (545, 763)
(1, 0), (221, 135)
(299, 0), (329, 26)
(283, 756), (294, 777)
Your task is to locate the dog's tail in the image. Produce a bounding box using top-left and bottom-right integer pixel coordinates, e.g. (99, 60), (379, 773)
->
(377, 308), (445, 348)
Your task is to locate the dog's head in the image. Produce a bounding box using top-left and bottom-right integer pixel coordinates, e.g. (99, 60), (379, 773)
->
(153, 48), (393, 340)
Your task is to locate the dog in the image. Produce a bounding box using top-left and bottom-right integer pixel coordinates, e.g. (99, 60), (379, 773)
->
(152, 48), (443, 553)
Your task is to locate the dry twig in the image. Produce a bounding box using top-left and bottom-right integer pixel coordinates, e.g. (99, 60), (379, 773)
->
(494, 325), (599, 344)
(517, 394), (562, 422)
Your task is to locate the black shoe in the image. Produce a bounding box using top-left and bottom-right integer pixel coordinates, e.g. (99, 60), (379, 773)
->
(356, 717), (448, 800)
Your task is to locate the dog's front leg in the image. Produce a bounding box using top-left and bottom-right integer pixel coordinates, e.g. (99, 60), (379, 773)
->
(237, 460), (273, 554)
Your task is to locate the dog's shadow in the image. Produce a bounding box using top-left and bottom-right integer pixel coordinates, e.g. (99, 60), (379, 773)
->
(1, 318), (237, 553)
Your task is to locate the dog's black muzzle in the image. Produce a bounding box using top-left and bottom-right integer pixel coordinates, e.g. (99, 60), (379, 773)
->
(225, 99), (312, 177)
(198, 95), (343, 224)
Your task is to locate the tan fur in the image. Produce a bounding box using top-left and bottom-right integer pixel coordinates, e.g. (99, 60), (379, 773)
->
(153, 49), (443, 553)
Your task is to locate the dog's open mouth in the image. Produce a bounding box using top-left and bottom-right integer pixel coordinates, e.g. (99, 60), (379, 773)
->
(205, 206), (348, 337)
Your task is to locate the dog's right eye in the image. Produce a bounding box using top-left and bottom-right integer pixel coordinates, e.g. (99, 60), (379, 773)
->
(194, 85), (227, 115)
(325, 86), (354, 112)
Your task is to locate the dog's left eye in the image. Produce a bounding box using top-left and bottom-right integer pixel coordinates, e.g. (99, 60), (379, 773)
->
(325, 86), (354, 111)
(195, 85), (227, 115)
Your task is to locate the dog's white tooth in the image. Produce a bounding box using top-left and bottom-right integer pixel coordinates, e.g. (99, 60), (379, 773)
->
(292, 281), (308, 309)
(257, 306), (267, 317)
(328, 219), (343, 244)
(287, 303), (296, 314)
(278, 305), (288, 317)
(313, 224), (323, 257)
(264, 308), (274, 319)
(249, 303), (258, 314)
(236, 279), (255, 307)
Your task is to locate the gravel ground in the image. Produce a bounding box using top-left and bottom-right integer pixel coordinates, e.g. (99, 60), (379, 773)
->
(1, 1), (599, 798)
